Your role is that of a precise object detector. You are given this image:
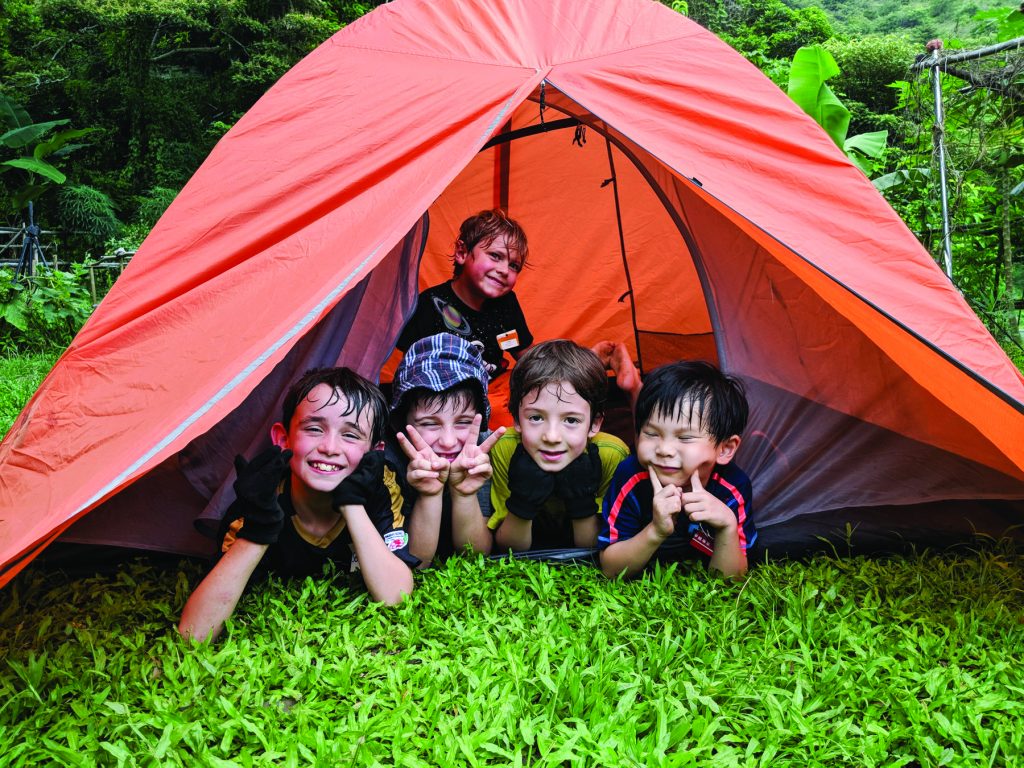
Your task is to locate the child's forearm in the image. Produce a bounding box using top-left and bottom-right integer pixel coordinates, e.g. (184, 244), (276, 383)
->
(571, 515), (599, 548)
(178, 539), (266, 642)
(707, 525), (747, 577)
(598, 523), (665, 579)
(342, 504), (414, 604)
(450, 492), (492, 555)
(494, 513), (532, 552)
(407, 494), (443, 568)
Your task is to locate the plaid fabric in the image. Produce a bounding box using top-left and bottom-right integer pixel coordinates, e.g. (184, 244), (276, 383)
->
(392, 332), (490, 424)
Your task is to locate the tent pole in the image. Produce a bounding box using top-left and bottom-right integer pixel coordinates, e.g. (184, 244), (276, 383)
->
(928, 42), (954, 278)
(604, 136), (644, 374)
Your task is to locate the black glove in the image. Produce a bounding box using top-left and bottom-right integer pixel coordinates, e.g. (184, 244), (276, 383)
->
(331, 450), (387, 510)
(505, 445), (555, 521)
(232, 446), (293, 544)
(553, 443), (603, 520)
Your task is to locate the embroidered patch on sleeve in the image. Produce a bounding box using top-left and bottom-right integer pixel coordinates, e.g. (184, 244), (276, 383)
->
(384, 530), (409, 552)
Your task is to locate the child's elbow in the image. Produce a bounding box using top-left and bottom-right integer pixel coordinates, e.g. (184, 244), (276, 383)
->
(598, 550), (627, 580)
(372, 568), (414, 606)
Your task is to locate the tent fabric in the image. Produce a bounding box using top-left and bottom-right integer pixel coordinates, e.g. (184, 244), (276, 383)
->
(2, 0), (1024, 586)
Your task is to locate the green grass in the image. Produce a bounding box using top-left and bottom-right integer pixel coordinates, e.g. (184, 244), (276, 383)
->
(0, 352), (58, 437)
(2, 353), (1024, 766)
(2, 549), (1023, 766)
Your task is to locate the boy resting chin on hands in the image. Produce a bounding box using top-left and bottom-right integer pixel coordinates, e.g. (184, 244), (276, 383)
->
(598, 361), (757, 579)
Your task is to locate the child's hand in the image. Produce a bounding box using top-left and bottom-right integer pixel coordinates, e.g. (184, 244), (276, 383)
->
(649, 468), (682, 540)
(682, 470), (736, 533)
(448, 415), (505, 497)
(397, 425), (449, 497)
(505, 445), (555, 520)
(331, 450), (387, 509)
(553, 443), (602, 519)
(232, 446), (293, 544)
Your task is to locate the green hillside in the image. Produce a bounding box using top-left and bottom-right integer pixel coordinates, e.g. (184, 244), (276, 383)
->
(785, 0), (1013, 38)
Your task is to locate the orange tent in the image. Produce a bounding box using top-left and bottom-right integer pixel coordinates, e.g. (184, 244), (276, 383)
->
(2, 0), (1023, 584)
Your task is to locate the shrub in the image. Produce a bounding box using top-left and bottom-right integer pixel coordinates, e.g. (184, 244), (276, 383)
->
(0, 265), (95, 355)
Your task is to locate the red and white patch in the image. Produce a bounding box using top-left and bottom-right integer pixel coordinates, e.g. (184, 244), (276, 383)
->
(384, 530), (409, 552)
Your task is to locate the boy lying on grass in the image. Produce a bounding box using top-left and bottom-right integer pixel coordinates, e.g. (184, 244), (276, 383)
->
(598, 361), (756, 579)
(488, 340), (629, 551)
(178, 367), (416, 642)
(388, 333), (504, 566)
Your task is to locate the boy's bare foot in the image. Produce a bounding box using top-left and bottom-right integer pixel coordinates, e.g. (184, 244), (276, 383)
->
(609, 342), (641, 404)
(591, 340), (616, 369)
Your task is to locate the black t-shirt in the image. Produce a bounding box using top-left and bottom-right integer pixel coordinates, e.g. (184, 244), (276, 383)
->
(219, 470), (419, 580)
(396, 280), (533, 378)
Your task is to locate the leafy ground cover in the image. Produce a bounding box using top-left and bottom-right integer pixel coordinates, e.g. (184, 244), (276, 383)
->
(1, 546), (1023, 766)
(3, 356), (1024, 766)
(0, 352), (58, 435)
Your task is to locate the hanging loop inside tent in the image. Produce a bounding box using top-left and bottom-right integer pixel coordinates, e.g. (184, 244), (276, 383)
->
(573, 124), (587, 146)
(539, 80), (546, 126)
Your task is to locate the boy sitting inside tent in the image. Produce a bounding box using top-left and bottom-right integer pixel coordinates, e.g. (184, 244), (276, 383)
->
(178, 368), (416, 642)
(598, 361), (756, 579)
(394, 209), (642, 426)
(488, 340), (629, 551)
(396, 209), (532, 428)
(389, 333), (505, 566)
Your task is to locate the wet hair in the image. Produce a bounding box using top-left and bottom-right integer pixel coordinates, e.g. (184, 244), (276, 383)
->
(452, 209), (529, 277)
(390, 382), (485, 434)
(635, 361), (748, 444)
(281, 367), (388, 445)
(509, 340), (607, 425)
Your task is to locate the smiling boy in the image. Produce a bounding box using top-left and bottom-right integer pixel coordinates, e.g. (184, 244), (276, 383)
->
(598, 361), (756, 579)
(178, 368), (416, 642)
(396, 209), (532, 383)
(388, 333), (504, 566)
(488, 340), (629, 551)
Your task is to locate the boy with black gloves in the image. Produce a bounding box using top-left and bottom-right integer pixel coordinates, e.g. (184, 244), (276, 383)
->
(178, 367), (416, 642)
(488, 340), (629, 551)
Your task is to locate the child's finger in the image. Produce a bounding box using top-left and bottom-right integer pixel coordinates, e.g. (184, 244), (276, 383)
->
(404, 424), (432, 454)
(477, 425), (506, 454)
(649, 468), (664, 494)
(395, 431), (420, 461)
(409, 467), (440, 482)
(465, 413), (482, 449)
(467, 459), (492, 477)
(689, 470), (703, 494)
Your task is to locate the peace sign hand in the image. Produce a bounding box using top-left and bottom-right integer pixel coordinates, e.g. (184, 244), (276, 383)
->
(682, 470), (736, 533)
(648, 468), (682, 540)
(397, 425), (449, 497)
(449, 415), (506, 497)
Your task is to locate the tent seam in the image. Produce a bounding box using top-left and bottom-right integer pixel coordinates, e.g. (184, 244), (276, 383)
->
(543, 78), (1024, 415)
(77, 248), (385, 513)
(331, 30), (703, 70)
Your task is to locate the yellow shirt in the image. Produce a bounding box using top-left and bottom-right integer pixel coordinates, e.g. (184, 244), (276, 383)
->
(488, 429), (629, 537)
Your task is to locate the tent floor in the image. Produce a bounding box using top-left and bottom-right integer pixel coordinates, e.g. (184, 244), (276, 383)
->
(25, 499), (1024, 583)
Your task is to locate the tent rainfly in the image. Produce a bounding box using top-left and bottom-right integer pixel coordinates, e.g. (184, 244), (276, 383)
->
(2, 0), (1024, 586)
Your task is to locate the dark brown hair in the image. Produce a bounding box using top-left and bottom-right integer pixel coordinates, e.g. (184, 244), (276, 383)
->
(509, 340), (607, 425)
(282, 367), (387, 444)
(452, 209), (529, 277)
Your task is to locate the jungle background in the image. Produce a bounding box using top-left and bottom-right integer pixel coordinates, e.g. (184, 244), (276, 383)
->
(1, 0), (1023, 366)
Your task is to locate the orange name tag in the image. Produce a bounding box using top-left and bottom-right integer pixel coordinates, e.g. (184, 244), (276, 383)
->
(496, 329), (520, 350)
